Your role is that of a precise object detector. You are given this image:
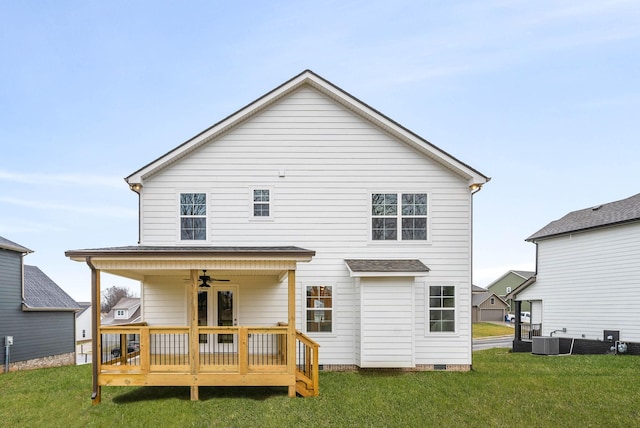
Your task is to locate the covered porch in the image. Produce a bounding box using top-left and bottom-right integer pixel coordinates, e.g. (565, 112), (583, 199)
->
(65, 246), (319, 404)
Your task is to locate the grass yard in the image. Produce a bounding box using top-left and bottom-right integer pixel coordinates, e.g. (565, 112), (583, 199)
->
(1, 349), (639, 427)
(473, 322), (514, 338)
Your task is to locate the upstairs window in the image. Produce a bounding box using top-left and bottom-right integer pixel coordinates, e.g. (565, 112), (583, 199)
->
(252, 189), (271, 218)
(180, 193), (207, 240)
(115, 309), (127, 319)
(371, 193), (427, 241)
(428, 285), (455, 333)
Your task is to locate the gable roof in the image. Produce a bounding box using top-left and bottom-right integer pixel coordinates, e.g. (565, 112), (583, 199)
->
(486, 270), (536, 290)
(472, 291), (508, 308)
(0, 235), (33, 254)
(125, 70), (489, 188)
(472, 284), (487, 293)
(527, 192), (640, 241)
(101, 297), (142, 325)
(23, 265), (80, 311)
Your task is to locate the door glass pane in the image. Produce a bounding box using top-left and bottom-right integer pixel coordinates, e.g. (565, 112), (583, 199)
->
(198, 291), (208, 343)
(217, 290), (234, 344)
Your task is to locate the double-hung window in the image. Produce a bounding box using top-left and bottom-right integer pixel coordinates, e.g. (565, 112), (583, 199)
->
(428, 285), (455, 332)
(306, 285), (332, 333)
(180, 193), (207, 240)
(371, 193), (427, 241)
(251, 188), (271, 218)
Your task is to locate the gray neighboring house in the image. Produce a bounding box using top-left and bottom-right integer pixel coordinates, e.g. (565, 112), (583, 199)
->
(1, 236), (80, 372)
(471, 285), (509, 322)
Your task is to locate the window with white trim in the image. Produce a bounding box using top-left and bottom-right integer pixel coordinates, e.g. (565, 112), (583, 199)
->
(428, 285), (455, 332)
(115, 309), (126, 319)
(371, 193), (427, 240)
(180, 193), (207, 240)
(251, 188), (271, 218)
(305, 285), (332, 333)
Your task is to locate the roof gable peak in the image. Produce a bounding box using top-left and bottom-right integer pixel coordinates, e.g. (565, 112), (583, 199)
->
(126, 70), (488, 187)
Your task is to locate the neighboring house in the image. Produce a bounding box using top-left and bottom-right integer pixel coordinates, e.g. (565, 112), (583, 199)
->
(486, 270), (535, 313)
(472, 290), (509, 323)
(1, 236), (80, 372)
(509, 193), (640, 351)
(76, 302), (92, 364)
(66, 69), (489, 402)
(101, 297), (141, 325)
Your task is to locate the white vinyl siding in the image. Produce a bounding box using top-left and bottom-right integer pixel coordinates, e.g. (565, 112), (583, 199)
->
(518, 223), (640, 341)
(359, 278), (414, 368)
(137, 86), (475, 366)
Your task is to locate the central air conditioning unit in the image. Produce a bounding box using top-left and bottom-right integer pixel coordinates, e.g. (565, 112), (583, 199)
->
(532, 336), (559, 355)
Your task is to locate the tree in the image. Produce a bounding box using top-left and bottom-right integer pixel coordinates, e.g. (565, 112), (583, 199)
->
(101, 286), (136, 313)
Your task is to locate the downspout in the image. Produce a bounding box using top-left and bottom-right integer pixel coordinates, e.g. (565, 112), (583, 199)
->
(128, 182), (143, 244)
(85, 257), (99, 401)
(469, 183), (484, 368)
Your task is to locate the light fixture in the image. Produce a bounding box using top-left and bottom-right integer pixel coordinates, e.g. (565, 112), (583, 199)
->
(199, 270), (211, 288)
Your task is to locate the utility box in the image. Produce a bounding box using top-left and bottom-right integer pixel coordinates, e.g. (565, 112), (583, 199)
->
(5, 336), (13, 346)
(532, 336), (559, 355)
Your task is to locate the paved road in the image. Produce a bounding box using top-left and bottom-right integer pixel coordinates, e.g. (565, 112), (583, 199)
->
(473, 335), (513, 351)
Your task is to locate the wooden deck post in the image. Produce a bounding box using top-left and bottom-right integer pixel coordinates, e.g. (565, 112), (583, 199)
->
(189, 269), (199, 401)
(287, 269), (296, 397)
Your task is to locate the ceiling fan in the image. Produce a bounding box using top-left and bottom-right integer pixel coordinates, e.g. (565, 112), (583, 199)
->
(198, 270), (230, 287)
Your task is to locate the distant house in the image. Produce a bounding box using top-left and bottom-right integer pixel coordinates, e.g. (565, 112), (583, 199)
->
(510, 193), (640, 351)
(486, 270), (535, 312)
(472, 289), (509, 323)
(66, 69), (489, 402)
(76, 302), (92, 364)
(101, 297), (141, 325)
(1, 236), (79, 372)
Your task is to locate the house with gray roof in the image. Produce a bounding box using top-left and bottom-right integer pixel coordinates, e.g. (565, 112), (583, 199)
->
(509, 192), (640, 350)
(1, 236), (79, 372)
(65, 70), (489, 402)
(486, 270), (535, 313)
(472, 289), (509, 323)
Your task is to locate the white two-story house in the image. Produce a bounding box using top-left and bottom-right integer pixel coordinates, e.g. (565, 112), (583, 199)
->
(67, 70), (489, 403)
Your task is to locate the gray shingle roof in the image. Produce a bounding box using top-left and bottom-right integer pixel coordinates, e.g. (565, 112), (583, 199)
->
(345, 259), (430, 274)
(23, 265), (80, 310)
(527, 193), (640, 241)
(66, 245), (315, 258)
(0, 235), (32, 253)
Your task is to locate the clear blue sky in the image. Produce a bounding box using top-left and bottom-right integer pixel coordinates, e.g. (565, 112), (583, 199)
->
(1, 1), (638, 301)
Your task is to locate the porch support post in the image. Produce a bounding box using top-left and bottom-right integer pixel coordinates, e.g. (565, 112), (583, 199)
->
(86, 258), (101, 405)
(514, 300), (522, 342)
(287, 269), (296, 397)
(189, 269), (199, 401)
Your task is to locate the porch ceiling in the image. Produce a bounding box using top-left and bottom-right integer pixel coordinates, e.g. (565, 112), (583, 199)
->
(65, 245), (315, 281)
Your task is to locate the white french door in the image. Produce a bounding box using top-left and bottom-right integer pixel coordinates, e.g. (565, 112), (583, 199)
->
(198, 285), (238, 352)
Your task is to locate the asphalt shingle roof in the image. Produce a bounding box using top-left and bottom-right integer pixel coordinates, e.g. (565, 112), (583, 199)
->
(345, 259), (430, 273)
(0, 235), (32, 253)
(527, 192), (640, 241)
(23, 265), (80, 310)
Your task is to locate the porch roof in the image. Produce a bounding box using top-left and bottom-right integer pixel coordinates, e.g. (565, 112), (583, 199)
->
(344, 259), (430, 277)
(65, 245), (316, 281)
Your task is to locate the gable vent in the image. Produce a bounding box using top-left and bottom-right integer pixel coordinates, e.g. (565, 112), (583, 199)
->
(592, 205), (603, 211)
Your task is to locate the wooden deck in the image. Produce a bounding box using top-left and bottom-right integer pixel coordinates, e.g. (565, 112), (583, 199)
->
(98, 325), (319, 397)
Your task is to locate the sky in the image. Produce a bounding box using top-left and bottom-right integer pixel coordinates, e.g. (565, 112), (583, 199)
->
(1, 1), (639, 302)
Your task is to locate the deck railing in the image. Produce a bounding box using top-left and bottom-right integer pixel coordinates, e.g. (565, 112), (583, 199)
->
(518, 323), (543, 341)
(295, 330), (320, 397)
(99, 325), (290, 374)
(99, 325), (318, 396)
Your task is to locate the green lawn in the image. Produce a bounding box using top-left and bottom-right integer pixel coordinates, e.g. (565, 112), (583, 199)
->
(1, 349), (639, 427)
(473, 322), (514, 338)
